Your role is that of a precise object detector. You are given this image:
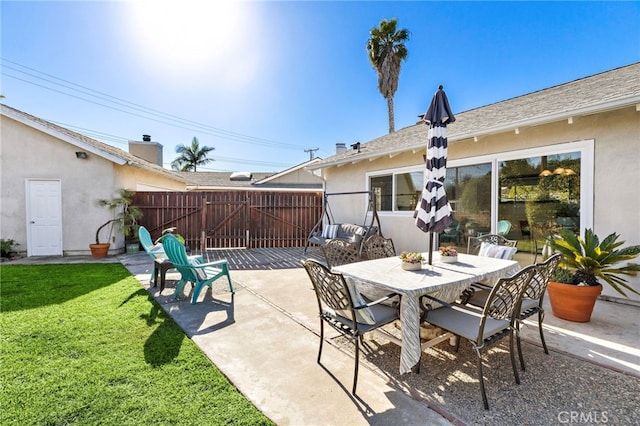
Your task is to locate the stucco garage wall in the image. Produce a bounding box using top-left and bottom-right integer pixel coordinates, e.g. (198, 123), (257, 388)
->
(1, 117), (119, 254)
(113, 164), (185, 192)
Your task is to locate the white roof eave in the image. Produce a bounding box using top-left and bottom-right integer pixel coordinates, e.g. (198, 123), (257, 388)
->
(2, 106), (127, 165)
(306, 95), (640, 171)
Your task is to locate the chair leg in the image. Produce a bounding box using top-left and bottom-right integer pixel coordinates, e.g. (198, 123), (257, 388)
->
(173, 279), (188, 300)
(152, 264), (159, 287)
(474, 346), (489, 410)
(159, 265), (169, 294)
(353, 334), (360, 395)
(191, 282), (205, 305)
(538, 310), (549, 354)
(516, 321), (526, 371)
(509, 332), (521, 385)
(224, 268), (234, 294)
(317, 320), (324, 364)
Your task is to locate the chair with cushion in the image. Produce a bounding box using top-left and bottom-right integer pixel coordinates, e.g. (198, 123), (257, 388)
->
(322, 238), (361, 268)
(460, 253), (562, 371)
(515, 253), (562, 369)
(467, 234), (518, 259)
(419, 265), (538, 410)
(162, 234), (233, 304)
(362, 235), (396, 260)
(302, 259), (399, 395)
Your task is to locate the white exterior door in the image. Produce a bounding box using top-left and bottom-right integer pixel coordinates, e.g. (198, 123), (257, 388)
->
(26, 179), (63, 256)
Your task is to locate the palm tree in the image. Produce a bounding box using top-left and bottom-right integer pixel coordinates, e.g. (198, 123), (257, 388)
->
(366, 18), (410, 133)
(171, 136), (215, 172)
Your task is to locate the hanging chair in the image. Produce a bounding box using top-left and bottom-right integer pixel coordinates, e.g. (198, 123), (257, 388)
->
(304, 190), (382, 256)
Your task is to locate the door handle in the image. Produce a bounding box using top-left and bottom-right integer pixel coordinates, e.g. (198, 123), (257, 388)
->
(30, 221), (35, 224)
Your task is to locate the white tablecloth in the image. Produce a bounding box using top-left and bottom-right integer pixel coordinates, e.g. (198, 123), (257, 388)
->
(333, 252), (521, 374)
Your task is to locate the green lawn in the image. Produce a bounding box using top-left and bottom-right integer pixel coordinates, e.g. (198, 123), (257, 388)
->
(0, 263), (273, 425)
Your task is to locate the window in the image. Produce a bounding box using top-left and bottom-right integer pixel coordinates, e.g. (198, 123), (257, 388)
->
(445, 140), (592, 256)
(369, 168), (422, 212)
(499, 151), (581, 250)
(445, 163), (492, 237)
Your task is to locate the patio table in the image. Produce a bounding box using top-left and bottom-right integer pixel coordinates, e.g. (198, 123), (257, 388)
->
(332, 252), (520, 374)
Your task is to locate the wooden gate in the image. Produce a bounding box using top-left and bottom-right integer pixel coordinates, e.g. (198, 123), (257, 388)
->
(133, 191), (321, 249)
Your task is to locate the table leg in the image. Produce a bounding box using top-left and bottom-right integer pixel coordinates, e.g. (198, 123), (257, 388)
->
(399, 296), (422, 374)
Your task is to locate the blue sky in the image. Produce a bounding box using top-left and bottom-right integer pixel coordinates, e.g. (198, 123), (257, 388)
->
(2, 1), (639, 172)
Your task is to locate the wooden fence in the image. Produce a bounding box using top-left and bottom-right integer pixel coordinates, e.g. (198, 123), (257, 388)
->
(133, 191), (322, 250)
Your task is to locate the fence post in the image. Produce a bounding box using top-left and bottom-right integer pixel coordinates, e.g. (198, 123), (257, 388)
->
(201, 195), (207, 252)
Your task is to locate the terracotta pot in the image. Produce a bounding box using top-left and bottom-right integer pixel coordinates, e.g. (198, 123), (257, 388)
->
(547, 281), (602, 322)
(89, 243), (111, 259)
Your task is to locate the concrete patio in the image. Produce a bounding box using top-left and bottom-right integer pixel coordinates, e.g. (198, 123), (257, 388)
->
(9, 248), (640, 425)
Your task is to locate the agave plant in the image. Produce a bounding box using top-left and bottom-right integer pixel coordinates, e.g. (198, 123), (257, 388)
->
(549, 228), (640, 297)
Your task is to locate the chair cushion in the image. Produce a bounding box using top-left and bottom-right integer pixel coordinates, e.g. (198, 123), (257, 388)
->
(322, 224), (340, 239)
(149, 243), (166, 259)
(425, 305), (510, 342)
(334, 277), (376, 325)
(479, 242), (517, 260)
(519, 297), (540, 317)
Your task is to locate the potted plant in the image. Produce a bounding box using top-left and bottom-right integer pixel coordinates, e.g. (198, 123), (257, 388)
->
(1, 238), (19, 260)
(547, 228), (640, 322)
(399, 251), (424, 271)
(439, 246), (458, 263)
(91, 189), (143, 258)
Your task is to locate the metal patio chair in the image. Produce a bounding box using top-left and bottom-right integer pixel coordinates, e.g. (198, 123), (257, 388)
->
(303, 259), (399, 395)
(162, 234), (233, 304)
(321, 238), (361, 268)
(420, 265), (538, 409)
(460, 253), (562, 370)
(467, 233), (518, 257)
(362, 234), (396, 260)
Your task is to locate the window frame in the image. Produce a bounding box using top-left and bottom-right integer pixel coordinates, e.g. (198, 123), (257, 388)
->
(366, 164), (424, 215)
(365, 139), (594, 234)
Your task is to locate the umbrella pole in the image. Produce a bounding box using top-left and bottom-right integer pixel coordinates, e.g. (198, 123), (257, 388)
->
(428, 233), (433, 265)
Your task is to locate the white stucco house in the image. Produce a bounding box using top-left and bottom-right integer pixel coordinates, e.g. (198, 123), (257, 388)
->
(307, 62), (640, 302)
(1, 104), (188, 257)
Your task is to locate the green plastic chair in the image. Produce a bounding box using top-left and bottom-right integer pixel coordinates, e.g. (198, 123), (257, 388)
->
(162, 234), (233, 304)
(138, 226), (171, 288)
(138, 226), (203, 294)
(497, 220), (512, 236)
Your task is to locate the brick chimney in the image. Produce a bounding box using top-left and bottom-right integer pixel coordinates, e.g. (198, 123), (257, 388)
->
(129, 135), (163, 166)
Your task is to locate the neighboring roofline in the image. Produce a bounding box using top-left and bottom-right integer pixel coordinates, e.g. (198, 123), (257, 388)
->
(254, 157), (323, 185)
(1, 104), (187, 183)
(184, 185), (322, 192)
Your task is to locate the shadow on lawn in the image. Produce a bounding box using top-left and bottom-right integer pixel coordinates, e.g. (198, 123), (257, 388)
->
(1, 263), (130, 312)
(121, 288), (187, 367)
(142, 298), (186, 367)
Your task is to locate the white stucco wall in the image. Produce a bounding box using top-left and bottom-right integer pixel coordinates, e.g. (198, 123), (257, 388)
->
(320, 106), (640, 301)
(0, 115), (184, 255)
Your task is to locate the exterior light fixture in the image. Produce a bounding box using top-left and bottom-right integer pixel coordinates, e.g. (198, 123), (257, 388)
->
(75, 151), (88, 159)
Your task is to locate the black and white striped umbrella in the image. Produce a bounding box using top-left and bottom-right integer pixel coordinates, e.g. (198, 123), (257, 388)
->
(414, 86), (456, 263)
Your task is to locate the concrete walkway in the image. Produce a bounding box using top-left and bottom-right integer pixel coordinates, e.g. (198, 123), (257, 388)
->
(119, 253), (453, 425)
(8, 251), (639, 425)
